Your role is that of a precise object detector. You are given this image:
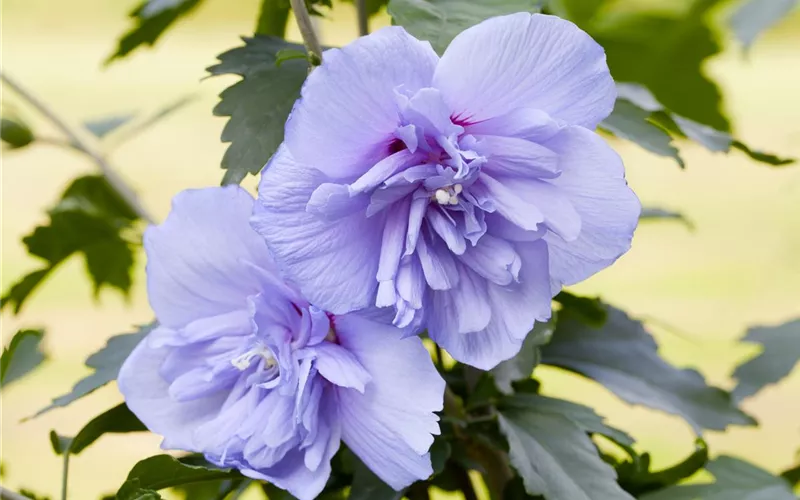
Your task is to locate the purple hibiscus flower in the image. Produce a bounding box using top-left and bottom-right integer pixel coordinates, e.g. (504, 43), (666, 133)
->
(118, 186), (445, 500)
(254, 13), (640, 370)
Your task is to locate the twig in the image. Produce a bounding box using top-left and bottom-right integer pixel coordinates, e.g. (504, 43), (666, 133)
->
(60, 453), (70, 500)
(355, 0), (369, 36)
(289, 0), (324, 66)
(0, 71), (156, 224)
(0, 486), (32, 500)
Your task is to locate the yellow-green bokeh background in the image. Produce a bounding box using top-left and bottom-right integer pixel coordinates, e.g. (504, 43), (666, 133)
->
(2, 0), (799, 497)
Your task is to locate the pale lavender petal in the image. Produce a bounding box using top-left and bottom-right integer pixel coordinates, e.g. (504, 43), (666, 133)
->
(429, 266), (492, 335)
(474, 135), (560, 178)
(457, 234), (521, 286)
(479, 173), (544, 232)
(350, 150), (419, 194)
(313, 342), (372, 393)
(465, 108), (564, 142)
(434, 13), (615, 129)
(427, 208), (466, 254)
(416, 234), (459, 290)
(307, 183), (368, 221)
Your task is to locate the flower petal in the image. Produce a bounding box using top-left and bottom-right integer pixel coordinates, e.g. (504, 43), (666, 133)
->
(474, 135), (560, 179)
(314, 341), (372, 393)
(541, 126), (641, 289)
(254, 146), (384, 315)
(285, 27), (439, 178)
(144, 186), (274, 329)
(434, 13), (615, 129)
(335, 313), (444, 488)
(429, 265), (492, 335)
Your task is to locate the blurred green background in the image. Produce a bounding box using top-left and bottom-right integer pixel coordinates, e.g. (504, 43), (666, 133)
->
(2, 0), (799, 498)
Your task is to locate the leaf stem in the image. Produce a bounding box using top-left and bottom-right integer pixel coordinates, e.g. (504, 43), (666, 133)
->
(0, 71), (156, 224)
(289, 0), (324, 66)
(60, 453), (70, 500)
(355, 0), (369, 36)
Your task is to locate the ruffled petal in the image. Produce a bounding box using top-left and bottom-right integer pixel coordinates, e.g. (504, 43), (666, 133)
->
(541, 126), (640, 289)
(144, 186), (275, 329)
(254, 146), (384, 315)
(314, 341), (372, 393)
(434, 13), (615, 129)
(285, 27), (439, 178)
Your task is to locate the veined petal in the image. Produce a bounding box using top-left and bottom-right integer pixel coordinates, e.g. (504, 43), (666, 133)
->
(285, 27), (439, 178)
(465, 108), (564, 142)
(479, 173), (544, 232)
(474, 135), (560, 179)
(314, 341), (372, 393)
(458, 234), (521, 286)
(434, 13), (615, 129)
(429, 265), (492, 335)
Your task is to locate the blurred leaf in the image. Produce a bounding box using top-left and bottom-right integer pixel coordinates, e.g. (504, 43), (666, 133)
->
(553, 291), (607, 328)
(208, 36), (308, 185)
(117, 455), (240, 497)
(731, 140), (795, 166)
(540, 304), (756, 433)
(501, 394), (635, 446)
(591, 0), (730, 131)
(493, 319), (555, 394)
(498, 401), (634, 500)
(171, 479), (244, 500)
(730, 0), (799, 49)
(108, 95), (196, 149)
(1, 116), (35, 148)
(781, 462), (800, 487)
(83, 115), (136, 139)
(350, 457), (403, 500)
(18, 489), (52, 500)
(1, 176), (139, 314)
(614, 439), (708, 496)
(430, 439), (452, 475)
(117, 481), (163, 500)
(48, 430), (73, 455)
(640, 207), (693, 229)
(387, 0), (541, 54)
(256, 0), (290, 36)
(343, 0), (390, 17)
(640, 456), (796, 500)
(546, 0), (605, 25)
(732, 318), (800, 401)
(33, 323), (154, 417)
(601, 100), (684, 167)
(69, 403), (146, 455)
(262, 483), (296, 499)
(1, 329), (46, 387)
(107, 0), (205, 63)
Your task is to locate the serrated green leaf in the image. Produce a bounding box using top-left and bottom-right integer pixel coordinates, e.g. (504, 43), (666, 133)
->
(640, 456), (796, 500)
(207, 36), (308, 185)
(117, 455), (240, 496)
(600, 99), (684, 167)
(83, 115), (136, 139)
(492, 319), (554, 394)
(32, 323), (154, 417)
(1, 329), (46, 387)
(387, 0), (541, 54)
(498, 403), (634, 500)
(1, 116), (35, 148)
(732, 318), (800, 401)
(541, 304), (756, 433)
(730, 0), (799, 49)
(107, 0), (205, 63)
(69, 403), (146, 455)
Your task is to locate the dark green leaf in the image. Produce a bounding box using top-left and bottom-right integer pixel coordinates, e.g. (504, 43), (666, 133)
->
(275, 48), (310, 67)
(1, 175), (139, 314)
(49, 430), (73, 455)
(781, 462), (800, 487)
(546, 0), (605, 26)
(732, 318), (800, 401)
(33, 323), (154, 417)
(1, 329), (46, 386)
(107, 0), (205, 63)
(430, 439), (452, 475)
(117, 479), (162, 500)
(207, 36), (308, 184)
(1, 116), (35, 148)
(615, 439), (708, 496)
(553, 292), (607, 328)
(387, 0), (541, 54)
(83, 115), (136, 139)
(600, 100), (684, 168)
(493, 319), (554, 394)
(730, 0), (799, 49)
(731, 140), (795, 166)
(541, 304), (755, 433)
(117, 455), (240, 496)
(498, 403), (634, 500)
(640, 207), (693, 229)
(342, 0), (390, 17)
(69, 403), (146, 455)
(262, 483), (296, 499)
(500, 394), (634, 446)
(640, 456), (796, 500)
(349, 457), (403, 500)
(18, 489), (51, 500)
(256, 0), (290, 36)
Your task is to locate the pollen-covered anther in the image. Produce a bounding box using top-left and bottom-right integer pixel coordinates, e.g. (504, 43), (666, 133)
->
(433, 184), (463, 205)
(231, 344), (276, 371)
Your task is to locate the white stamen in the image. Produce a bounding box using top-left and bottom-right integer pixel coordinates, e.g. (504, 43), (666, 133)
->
(453, 184), (463, 194)
(231, 344), (275, 371)
(448, 195), (459, 205)
(434, 189), (450, 205)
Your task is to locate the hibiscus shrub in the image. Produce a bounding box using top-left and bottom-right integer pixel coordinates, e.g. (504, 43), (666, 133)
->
(2, 0), (799, 499)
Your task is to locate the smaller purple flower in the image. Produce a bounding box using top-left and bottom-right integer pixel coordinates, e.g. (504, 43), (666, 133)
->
(118, 186), (444, 500)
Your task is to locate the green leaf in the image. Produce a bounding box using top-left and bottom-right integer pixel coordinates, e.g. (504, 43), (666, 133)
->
(83, 115), (136, 139)
(732, 318), (800, 401)
(117, 480), (163, 500)
(640, 456), (796, 500)
(640, 207), (694, 229)
(49, 430), (73, 455)
(615, 439), (708, 496)
(731, 140), (795, 166)
(430, 438), (452, 475)
(342, 0), (390, 17)
(1, 175), (139, 314)
(1, 329), (46, 387)
(553, 292), (607, 328)
(546, 0), (606, 26)
(256, 0), (290, 36)
(349, 457), (403, 500)
(600, 100), (684, 168)
(32, 323), (154, 417)
(1, 116), (35, 149)
(107, 0), (205, 63)
(208, 36), (308, 185)
(498, 401), (634, 500)
(117, 455), (241, 497)
(69, 403), (146, 455)
(540, 304), (755, 433)
(492, 319), (555, 394)
(387, 0), (541, 54)
(730, 0), (799, 49)
(500, 393), (635, 447)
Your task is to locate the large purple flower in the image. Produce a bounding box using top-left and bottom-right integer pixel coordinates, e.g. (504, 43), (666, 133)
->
(253, 13), (640, 369)
(118, 186), (444, 500)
